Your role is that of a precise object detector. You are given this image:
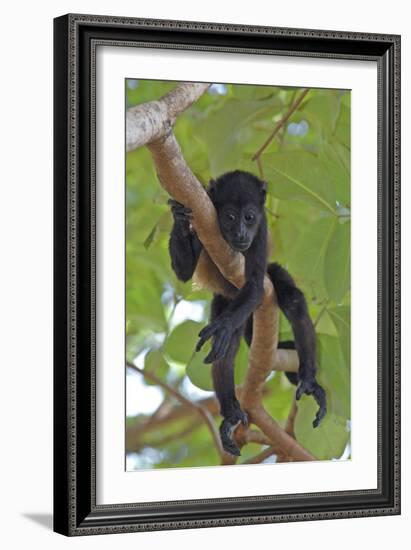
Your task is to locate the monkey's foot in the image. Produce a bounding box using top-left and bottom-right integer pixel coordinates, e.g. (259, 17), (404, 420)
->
(296, 377), (327, 428)
(220, 410), (248, 456)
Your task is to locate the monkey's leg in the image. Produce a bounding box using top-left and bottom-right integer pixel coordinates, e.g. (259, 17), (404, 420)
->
(210, 295), (248, 456)
(267, 263), (327, 428)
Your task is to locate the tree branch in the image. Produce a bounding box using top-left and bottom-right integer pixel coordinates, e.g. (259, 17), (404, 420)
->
(127, 361), (224, 459)
(125, 385), (273, 448)
(251, 405), (313, 461)
(127, 83), (210, 152)
(128, 419), (202, 453)
(244, 429), (272, 446)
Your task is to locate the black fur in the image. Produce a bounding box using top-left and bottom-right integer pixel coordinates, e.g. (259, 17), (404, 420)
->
(168, 170), (326, 455)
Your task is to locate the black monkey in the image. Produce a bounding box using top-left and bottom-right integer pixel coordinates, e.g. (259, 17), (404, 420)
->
(168, 170), (326, 455)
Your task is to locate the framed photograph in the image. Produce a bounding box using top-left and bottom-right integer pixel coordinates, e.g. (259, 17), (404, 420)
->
(53, 14), (400, 536)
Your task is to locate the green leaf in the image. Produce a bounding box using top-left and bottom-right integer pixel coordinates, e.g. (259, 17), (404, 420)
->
(264, 373), (295, 421)
(334, 101), (350, 148)
(232, 84), (281, 101)
(295, 333), (351, 458)
(294, 397), (349, 460)
(320, 143), (350, 207)
(269, 199), (314, 263)
(328, 306), (351, 365)
(126, 279), (167, 333)
(317, 334), (350, 419)
(143, 222), (158, 249)
(186, 343), (213, 391)
(324, 221), (350, 302)
(163, 321), (202, 364)
(144, 350), (169, 385)
(287, 216), (337, 299)
(186, 337), (249, 392)
(302, 91), (341, 138)
(263, 152), (337, 214)
(199, 97), (283, 175)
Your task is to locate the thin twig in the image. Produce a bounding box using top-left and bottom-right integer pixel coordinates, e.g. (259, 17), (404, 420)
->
(252, 88), (310, 161)
(256, 156), (265, 179)
(127, 361), (224, 459)
(128, 420), (202, 453)
(128, 395), (218, 435)
(126, 384), (274, 445)
(278, 89), (297, 150)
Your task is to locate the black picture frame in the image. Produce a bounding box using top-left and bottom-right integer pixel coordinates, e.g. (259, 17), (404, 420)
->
(53, 13), (401, 536)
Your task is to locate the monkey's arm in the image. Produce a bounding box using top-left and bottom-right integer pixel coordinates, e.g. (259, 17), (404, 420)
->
(168, 200), (202, 282)
(196, 224), (267, 363)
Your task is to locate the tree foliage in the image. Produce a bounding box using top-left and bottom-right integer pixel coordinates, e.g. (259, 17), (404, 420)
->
(126, 80), (351, 470)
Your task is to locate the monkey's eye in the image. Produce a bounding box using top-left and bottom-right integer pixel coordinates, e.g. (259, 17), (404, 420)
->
(225, 212), (236, 222)
(244, 212), (256, 224)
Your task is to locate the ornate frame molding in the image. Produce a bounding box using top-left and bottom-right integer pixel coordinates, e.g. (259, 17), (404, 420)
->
(53, 14), (400, 536)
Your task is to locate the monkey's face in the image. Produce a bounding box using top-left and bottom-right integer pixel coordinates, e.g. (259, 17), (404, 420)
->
(217, 203), (262, 252)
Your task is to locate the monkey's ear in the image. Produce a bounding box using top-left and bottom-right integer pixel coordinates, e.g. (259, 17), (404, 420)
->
(260, 180), (267, 204)
(208, 178), (217, 200)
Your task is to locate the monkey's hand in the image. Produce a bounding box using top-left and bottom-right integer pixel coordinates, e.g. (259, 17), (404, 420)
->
(196, 317), (234, 364)
(168, 199), (194, 234)
(296, 376), (327, 428)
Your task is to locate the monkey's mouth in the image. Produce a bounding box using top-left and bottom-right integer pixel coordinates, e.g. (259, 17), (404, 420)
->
(231, 241), (250, 252)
